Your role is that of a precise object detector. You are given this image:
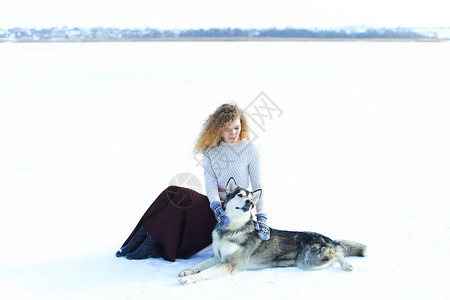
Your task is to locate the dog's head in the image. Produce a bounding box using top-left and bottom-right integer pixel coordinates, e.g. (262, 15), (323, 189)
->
(222, 177), (262, 224)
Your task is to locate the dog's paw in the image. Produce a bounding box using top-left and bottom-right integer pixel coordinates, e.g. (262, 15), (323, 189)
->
(179, 268), (196, 277)
(179, 274), (202, 285)
(342, 262), (353, 272)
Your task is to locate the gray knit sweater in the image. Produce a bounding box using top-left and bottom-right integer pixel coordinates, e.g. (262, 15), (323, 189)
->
(202, 139), (265, 214)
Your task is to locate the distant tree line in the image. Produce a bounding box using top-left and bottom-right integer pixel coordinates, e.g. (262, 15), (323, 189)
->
(178, 27), (424, 39)
(1, 26), (428, 41)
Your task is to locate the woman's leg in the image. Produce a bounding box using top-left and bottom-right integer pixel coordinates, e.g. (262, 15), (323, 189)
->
(125, 234), (163, 259)
(115, 225), (148, 257)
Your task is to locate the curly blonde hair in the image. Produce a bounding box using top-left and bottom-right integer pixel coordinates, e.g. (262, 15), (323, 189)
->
(194, 103), (250, 153)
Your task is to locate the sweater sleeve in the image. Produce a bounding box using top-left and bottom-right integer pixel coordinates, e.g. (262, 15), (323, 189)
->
(248, 144), (265, 215)
(202, 151), (221, 204)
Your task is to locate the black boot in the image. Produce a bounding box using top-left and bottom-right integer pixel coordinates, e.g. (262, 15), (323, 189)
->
(125, 234), (163, 260)
(115, 225), (148, 257)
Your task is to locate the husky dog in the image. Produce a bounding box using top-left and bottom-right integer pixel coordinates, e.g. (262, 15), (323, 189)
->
(179, 177), (366, 285)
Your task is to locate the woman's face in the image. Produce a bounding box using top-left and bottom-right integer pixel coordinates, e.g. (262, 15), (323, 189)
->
(222, 118), (241, 143)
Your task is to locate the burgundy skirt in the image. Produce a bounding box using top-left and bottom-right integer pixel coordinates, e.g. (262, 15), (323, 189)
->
(121, 186), (217, 262)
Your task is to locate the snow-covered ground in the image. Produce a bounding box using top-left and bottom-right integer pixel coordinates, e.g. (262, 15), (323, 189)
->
(0, 41), (449, 299)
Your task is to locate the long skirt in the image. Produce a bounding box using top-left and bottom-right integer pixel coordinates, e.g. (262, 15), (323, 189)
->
(120, 185), (217, 262)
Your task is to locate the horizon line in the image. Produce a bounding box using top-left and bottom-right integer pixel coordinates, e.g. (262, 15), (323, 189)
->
(2, 25), (449, 30)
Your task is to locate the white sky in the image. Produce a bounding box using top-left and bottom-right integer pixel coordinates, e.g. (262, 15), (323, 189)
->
(0, 0), (448, 29)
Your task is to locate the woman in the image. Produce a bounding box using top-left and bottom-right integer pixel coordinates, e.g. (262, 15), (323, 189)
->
(115, 103), (270, 262)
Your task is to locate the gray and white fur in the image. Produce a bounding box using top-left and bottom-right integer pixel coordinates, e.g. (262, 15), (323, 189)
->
(179, 177), (366, 285)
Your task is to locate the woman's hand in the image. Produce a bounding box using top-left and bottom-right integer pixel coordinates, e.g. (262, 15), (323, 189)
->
(210, 201), (229, 229)
(255, 214), (270, 240)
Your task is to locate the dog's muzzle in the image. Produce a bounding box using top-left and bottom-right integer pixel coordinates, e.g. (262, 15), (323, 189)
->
(236, 199), (253, 212)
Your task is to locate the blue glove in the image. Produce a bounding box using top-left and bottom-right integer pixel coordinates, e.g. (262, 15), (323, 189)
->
(210, 201), (229, 229)
(255, 214), (270, 241)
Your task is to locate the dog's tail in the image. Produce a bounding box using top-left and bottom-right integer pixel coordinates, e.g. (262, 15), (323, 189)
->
(335, 240), (367, 257)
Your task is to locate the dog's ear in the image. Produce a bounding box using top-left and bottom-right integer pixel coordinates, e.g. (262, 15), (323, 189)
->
(252, 189), (262, 204)
(226, 177), (239, 194)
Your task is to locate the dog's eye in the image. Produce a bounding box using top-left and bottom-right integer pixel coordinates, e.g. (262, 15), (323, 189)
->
(238, 194), (243, 197)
